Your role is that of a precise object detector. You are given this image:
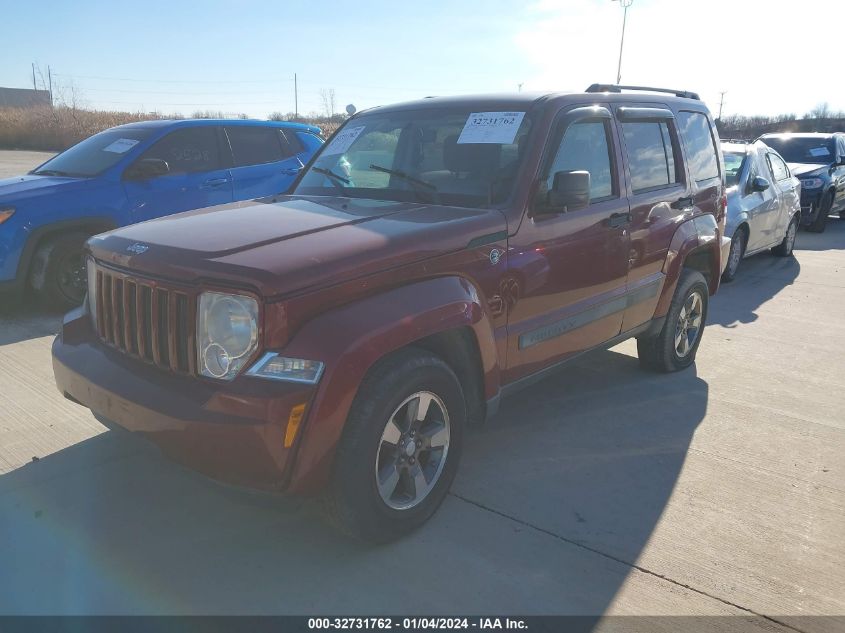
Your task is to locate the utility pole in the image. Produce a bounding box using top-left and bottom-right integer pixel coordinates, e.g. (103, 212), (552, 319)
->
(612, 0), (633, 85)
(718, 91), (727, 120)
(518, 82), (524, 93)
(48, 65), (53, 106)
(294, 73), (298, 119)
(32, 63), (36, 90)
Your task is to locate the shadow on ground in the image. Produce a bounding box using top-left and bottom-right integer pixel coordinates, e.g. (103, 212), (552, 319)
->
(0, 348), (708, 615)
(0, 292), (63, 346)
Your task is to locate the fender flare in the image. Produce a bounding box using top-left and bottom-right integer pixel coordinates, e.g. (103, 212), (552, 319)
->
(654, 214), (721, 318)
(281, 275), (500, 493)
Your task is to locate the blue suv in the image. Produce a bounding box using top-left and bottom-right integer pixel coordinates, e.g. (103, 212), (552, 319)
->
(0, 119), (322, 308)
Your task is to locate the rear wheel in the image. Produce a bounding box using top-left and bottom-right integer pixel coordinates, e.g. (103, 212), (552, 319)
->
(31, 232), (90, 311)
(637, 269), (709, 373)
(806, 192), (832, 233)
(721, 227), (746, 283)
(322, 348), (465, 542)
(772, 215), (798, 257)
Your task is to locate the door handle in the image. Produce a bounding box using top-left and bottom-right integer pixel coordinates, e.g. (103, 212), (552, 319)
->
(202, 177), (230, 188)
(607, 212), (632, 228)
(671, 196), (694, 210)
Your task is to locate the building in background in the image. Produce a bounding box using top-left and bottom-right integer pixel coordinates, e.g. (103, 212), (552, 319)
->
(0, 87), (51, 108)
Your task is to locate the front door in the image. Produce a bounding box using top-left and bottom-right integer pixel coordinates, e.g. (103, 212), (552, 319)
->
(505, 108), (630, 384)
(123, 126), (233, 223)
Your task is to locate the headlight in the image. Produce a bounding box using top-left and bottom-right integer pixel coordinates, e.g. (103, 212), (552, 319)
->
(197, 292), (259, 380)
(86, 257), (97, 327)
(801, 178), (824, 189)
(0, 206), (14, 225)
(246, 353), (324, 384)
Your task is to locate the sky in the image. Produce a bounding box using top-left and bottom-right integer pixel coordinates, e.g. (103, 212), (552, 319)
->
(1, 0), (843, 119)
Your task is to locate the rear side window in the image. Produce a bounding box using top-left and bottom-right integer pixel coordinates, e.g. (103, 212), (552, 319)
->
(279, 129), (304, 157)
(622, 121), (677, 192)
(547, 121), (615, 200)
(678, 111), (720, 182)
(226, 126), (284, 167)
(138, 127), (221, 174)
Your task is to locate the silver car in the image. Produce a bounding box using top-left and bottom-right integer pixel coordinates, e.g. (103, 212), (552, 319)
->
(720, 140), (802, 281)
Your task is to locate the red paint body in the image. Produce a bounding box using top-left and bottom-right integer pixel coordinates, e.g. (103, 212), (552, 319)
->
(52, 91), (725, 494)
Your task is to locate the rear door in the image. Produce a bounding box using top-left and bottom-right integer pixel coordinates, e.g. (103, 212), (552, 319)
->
(123, 126), (233, 223)
(613, 104), (690, 331)
(224, 126), (306, 199)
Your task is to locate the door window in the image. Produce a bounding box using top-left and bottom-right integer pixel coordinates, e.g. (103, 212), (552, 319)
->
(621, 121), (678, 192)
(226, 126), (286, 167)
(279, 129), (304, 157)
(678, 111), (720, 182)
(767, 153), (789, 182)
(547, 121), (615, 200)
(137, 127), (221, 174)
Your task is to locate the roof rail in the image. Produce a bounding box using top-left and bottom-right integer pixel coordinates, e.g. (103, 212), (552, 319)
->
(585, 84), (700, 100)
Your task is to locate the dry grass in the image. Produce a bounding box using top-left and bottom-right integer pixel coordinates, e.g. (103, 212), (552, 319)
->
(0, 106), (341, 151)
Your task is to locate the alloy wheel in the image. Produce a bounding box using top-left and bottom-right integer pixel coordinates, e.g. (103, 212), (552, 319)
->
(674, 291), (703, 358)
(375, 391), (450, 510)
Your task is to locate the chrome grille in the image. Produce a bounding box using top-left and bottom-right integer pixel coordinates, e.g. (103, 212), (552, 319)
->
(94, 264), (196, 375)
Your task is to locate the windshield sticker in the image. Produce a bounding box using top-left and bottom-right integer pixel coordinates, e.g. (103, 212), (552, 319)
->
(322, 125), (366, 156)
(457, 112), (526, 144)
(103, 138), (140, 154)
(809, 147), (831, 157)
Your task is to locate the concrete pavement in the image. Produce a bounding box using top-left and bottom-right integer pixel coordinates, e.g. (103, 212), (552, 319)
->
(0, 151), (842, 628)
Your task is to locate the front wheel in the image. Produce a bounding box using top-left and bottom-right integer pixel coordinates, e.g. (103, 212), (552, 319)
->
(322, 348), (465, 542)
(31, 232), (90, 311)
(637, 269), (709, 373)
(772, 215), (798, 257)
(806, 192), (832, 233)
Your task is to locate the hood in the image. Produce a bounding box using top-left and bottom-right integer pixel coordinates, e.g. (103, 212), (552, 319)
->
(88, 195), (506, 298)
(787, 163), (828, 177)
(0, 174), (91, 201)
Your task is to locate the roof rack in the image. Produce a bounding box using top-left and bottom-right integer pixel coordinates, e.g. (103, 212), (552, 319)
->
(585, 84), (700, 100)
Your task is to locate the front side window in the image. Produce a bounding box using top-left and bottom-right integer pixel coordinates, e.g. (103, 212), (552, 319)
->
(546, 121), (614, 200)
(31, 128), (154, 178)
(226, 126), (284, 167)
(767, 153), (789, 181)
(294, 108), (534, 209)
(678, 111), (720, 182)
(137, 127), (221, 174)
(622, 121), (678, 192)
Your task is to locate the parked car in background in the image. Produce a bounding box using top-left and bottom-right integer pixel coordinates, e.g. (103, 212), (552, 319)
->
(720, 140), (801, 281)
(0, 119), (323, 308)
(757, 132), (845, 233)
(54, 85), (727, 541)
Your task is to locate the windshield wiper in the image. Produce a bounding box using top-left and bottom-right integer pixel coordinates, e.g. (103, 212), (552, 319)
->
(368, 164), (441, 205)
(311, 167), (349, 192)
(31, 169), (76, 177)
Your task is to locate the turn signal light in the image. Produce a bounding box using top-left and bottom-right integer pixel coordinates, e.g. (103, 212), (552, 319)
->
(285, 403), (307, 448)
(0, 207), (15, 225)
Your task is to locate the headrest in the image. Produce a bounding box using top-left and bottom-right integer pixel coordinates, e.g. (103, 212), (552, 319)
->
(443, 135), (502, 174)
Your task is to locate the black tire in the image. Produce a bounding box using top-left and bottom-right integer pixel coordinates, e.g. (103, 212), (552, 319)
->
(806, 192), (832, 233)
(772, 215), (798, 257)
(31, 231), (90, 311)
(322, 347), (465, 543)
(720, 227), (746, 283)
(637, 269), (709, 373)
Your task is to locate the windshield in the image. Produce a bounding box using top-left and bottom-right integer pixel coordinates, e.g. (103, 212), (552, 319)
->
(32, 128), (154, 177)
(723, 151), (747, 187)
(762, 137), (835, 164)
(294, 108), (533, 208)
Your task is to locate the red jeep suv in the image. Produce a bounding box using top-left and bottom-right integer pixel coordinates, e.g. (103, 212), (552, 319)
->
(53, 85), (727, 541)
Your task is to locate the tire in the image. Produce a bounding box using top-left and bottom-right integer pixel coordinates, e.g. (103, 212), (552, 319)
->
(772, 215), (798, 257)
(31, 231), (90, 311)
(806, 192), (832, 233)
(720, 228), (746, 283)
(637, 269), (709, 373)
(322, 347), (465, 542)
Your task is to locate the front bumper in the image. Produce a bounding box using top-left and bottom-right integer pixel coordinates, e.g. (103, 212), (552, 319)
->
(800, 189), (824, 223)
(52, 307), (317, 491)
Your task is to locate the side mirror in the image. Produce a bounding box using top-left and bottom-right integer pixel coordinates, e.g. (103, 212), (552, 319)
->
(750, 176), (770, 192)
(539, 170), (591, 214)
(125, 158), (170, 181)
(838, 156), (845, 166)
